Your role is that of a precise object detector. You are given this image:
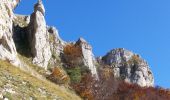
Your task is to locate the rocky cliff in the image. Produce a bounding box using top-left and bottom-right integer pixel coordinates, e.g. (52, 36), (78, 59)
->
(102, 48), (154, 87)
(0, 0), (158, 99)
(75, 38), (98, 79)
(1, 0), (154, 86)
(0, 0), (21, 66)
(28, 0), (51, 69)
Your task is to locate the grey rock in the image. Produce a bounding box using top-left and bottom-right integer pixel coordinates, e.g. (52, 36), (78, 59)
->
(47, 26), (66, 69)
(13, 14), (30, 27)
(102, 48), (154, 87)
(47, 26), (66, 57)
(75, 38), (98, 79)
(34, 0), (45, 15)
(28, 1), (51, 69)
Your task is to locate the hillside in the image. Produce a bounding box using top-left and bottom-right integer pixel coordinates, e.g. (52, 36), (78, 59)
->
(0, 0), (170, 100)
(0, 60), (81, 100)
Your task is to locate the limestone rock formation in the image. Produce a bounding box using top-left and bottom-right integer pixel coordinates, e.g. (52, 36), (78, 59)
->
(47, 26), (66, 68)
(0, 0), (21, 66)
(34, 0), (45, 15)
(102, 48), (154, 87)
(47, 26), (65, 57)
(75, 38), (98, 79)
(28, 1), (51, 69)
(0, 0), (155, 89)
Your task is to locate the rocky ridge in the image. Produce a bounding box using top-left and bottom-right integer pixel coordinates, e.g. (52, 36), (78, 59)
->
(0, 1), (154, 96)
(102, 48), (154, 87)
(1, 0), (154, 86)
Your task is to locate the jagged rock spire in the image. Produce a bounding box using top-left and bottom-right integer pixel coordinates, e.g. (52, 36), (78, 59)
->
(28, 0), (51, 69)
(75, 38), (99, 79)
(34, 0), (45, 15)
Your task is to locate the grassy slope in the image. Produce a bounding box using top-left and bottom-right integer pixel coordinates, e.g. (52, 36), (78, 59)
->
(0, 60), (81, 100)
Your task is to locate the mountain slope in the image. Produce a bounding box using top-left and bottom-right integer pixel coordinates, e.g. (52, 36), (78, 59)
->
(0, 0), (170, 100)
(0, 60), (81, 100)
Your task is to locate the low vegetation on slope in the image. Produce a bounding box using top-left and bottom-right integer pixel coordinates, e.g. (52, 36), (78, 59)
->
(71, 66), (170, 100)
(0, 60), (81, 100)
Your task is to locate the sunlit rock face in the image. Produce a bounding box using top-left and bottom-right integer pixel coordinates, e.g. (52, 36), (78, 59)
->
(47, 26), (66, 68)
(47, 26), (65, 57)
(102, 48), (154, 87)
(28, 1), (51, 69)
(0, 0), (155, 88)
(75, 38), (99, 79)
(34, 0), (45, 15)
(0, 0), (21, 66)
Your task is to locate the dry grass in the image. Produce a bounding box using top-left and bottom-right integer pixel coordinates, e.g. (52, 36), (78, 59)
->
(0, 60), (81, 100)
(18, 54), (47, 76)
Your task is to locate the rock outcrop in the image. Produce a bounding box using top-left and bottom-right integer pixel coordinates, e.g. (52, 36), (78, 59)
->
(0, 0), (160, 99)
(0, 0), (155, 88)
(47, 26), (66, 68)
(48, 26), (65, 57)
(28, 1), (51, 69)
(0, 0), (21, 66)
(75, 38), (98, 79)
(102, 48), (154, 87)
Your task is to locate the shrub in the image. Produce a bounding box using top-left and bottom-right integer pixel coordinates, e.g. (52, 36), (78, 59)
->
(63, 44), (83, 67)
(71, 73), (95, 100)
(65, 67), (82, 83)
(71, 65), (170, 100)
(128, 55), (141, 65)
(48, 67), (70, 85)
(101, 67), (113, 80)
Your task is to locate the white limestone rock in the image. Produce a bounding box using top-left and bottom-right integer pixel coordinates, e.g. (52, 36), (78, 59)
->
(0, 0), (21, 66)
(47, 26), (66, 57)
(46, 26), (67, 69)
(102, 48), (154, 87)
(28, 1), (51, 69)
(75, 38), (98, 79)
(34, 0), (45, 15)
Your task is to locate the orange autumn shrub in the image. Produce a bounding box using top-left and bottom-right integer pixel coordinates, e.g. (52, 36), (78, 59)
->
(63, 44), (83, 67)
(49, 67), (70, 85)
(101, 67), (113, 80)
(71, 66), (170, 100)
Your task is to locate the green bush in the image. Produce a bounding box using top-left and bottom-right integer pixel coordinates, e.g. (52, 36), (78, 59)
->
(65, 67), (82, 83)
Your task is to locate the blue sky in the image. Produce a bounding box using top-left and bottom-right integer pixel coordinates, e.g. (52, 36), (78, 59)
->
(15, 0), (170, 88)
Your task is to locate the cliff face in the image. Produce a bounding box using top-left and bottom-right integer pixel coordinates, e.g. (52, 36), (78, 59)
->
(75, 38), (98, 79)
(102, 48), (154, 87)
(0, 0), (154, 87)
(0, 1), (157, 99)
(0, 0), (21, 66)
(28, 1), (51, 69)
